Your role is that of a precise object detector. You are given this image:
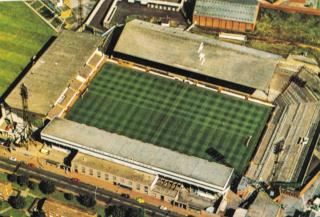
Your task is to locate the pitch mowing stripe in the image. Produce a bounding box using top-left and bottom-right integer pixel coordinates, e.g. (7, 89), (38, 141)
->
(67, 63), (272, 173)
(96, 73), (256, 134)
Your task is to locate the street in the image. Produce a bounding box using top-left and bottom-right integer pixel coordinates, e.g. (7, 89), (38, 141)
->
(0, 156), (185, 217)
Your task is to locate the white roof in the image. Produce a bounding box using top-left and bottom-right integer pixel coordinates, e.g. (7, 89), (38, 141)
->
(41, 118), (234, 191)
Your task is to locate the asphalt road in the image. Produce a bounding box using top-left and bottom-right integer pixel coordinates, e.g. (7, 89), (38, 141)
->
(0, 157), (185, 217)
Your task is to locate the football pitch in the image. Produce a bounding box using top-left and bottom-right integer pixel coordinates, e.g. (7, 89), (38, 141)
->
(67, 63), (272, 173)
(0, 2), (54, 96)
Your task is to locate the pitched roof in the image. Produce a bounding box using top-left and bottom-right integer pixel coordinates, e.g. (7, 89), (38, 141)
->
(193, 0), (259, 23)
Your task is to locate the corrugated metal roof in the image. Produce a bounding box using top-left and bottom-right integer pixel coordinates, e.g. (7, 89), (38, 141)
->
(193, 0), (259, 23)
(4, 31), (101, 116)
(114, 20), (280, 91)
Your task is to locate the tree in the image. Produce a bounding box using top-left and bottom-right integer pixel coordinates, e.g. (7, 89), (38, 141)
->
(126, 207), (145, 217)
(39, 180), (55, 194)
(105, 205), (127, 217)
(78, 193), (96, 207)
(8, 195), (26, 209)
(17, 175), (29, 187)
(31, 210), (46, 217)
(7, 173), (17, 183)
(28, 181), (36, 190)
(64, 192), (74, 201)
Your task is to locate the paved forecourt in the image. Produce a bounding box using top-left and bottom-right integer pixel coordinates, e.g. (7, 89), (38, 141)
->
(67, 63), (272, 173)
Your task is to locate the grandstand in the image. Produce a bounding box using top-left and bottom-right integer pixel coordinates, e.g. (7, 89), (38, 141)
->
(246, 68), (320, 183)
(113, 20), (280, 93)
(2, 31), (101, 120)
(41, 118), (234, 194)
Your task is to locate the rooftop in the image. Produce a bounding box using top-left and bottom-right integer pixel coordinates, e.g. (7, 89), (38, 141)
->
(41, 198), (97, 217)
(247, 191), (282, 217)
(177, 188), (214, 210)
(40, 147), (70, 165)
(73, 152), (156, 186)
(193, 0), (259, 23)
(4, 31), (101, 116)
(114, 20), (280, 91)
(41, 118), (234, 191)
(153, 178), (181, 198)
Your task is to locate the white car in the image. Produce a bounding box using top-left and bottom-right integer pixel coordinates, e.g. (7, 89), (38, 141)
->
(159, 206), (168, 211)
(9, 156), (17, 162)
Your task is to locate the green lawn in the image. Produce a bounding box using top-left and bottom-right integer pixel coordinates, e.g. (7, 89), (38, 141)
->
(67, 63), (272, 173)
(0, 179), (105, 216)
(2, 196), (34, 217)
(0, 2), (54, 96)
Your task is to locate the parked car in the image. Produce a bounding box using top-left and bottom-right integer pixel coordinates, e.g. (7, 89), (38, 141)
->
(27, 163), (35, 168)
(9, 156), (17, 162)
(120, 193), (130, 199)
(136, 197), (144, 204)
(70, 178), (80, 183)
(159, 206), (168, 211)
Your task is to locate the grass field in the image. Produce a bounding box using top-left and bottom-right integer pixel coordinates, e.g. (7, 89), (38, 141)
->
(67, 63), (272, 173)
(0, 2), (54, 96)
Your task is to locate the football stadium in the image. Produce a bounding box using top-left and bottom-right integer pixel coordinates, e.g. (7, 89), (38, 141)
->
(37, 21), (279, 199)
(1, 18), (319, 213)
(66, 63), (272, 174)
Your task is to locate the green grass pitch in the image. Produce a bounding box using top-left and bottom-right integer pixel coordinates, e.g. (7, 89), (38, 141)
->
(0, 2), (54, 96)
(67, 63), (272, 173)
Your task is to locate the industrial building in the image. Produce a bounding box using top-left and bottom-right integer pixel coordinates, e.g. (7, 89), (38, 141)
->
(193, 0), (260, 32)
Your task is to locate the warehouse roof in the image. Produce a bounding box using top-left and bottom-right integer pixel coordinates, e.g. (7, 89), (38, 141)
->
(5, 31), (101, 116)
(41, 118), (234, 191)
(114, 20), (280, 91)
(193, 0), (259, 23)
